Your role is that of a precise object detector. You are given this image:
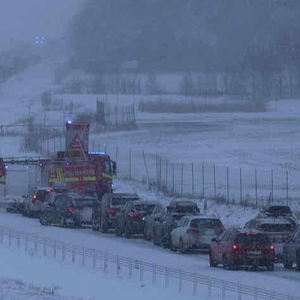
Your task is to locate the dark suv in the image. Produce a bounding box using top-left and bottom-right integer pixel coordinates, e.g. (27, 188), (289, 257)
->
(92, 193), (140, 232)
(209, 229), (275, 271)
(115, 201), (158, 238)
(283, 229), (300, 270)
(40, 193), (95, 228)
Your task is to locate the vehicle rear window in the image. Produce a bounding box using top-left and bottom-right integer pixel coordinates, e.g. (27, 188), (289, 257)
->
(169, 206), (198, 213)
(134, 204), (156, 213)
(74, 198), (94, 208)
(236, 233), (270, 243)
(190, 219), (223, 229)
(112, 198), (138, 206)
(267, 206), (291, 215)
(261, 224), (293, 232)
(36, 190), (51, 202)
(172, 214), (185, 221)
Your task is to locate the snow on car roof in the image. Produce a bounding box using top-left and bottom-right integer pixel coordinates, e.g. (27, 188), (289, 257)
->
(186, 215), (219, 220)
(257, 218), (292, 224)
(169, 200), (197, 206)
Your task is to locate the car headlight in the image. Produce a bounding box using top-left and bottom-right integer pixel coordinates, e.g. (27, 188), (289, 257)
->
(142, 217), (145, 221)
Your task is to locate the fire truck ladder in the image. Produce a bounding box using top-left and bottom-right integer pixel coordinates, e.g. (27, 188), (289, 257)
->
(1, 156), (49, 166)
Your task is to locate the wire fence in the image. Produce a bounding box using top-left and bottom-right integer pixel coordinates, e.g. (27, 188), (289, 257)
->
(14, 137), (300, 209)
(0, 226), (298, 300)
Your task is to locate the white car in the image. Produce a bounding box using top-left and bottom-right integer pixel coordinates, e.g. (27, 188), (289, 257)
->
(1, 194), (26, 213)
(170, 215), (224, 253)
(24, 187), (52, 218)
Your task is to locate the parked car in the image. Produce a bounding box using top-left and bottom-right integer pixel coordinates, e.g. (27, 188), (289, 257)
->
(2, 194), (26, 213)
(209, 229), (275, 271)
(24, 186), (52, 217)
(92, 193), (140, 232)
(143, 203), (165, 240)
(257, 205), (293, 218)
(283, 229), (300, 270)
(115, 201), (158, 238)
(40, 193), (95, 228)
(170, 215), (224, 253)
(152, 200), (200, 248)
(244, 217), (298, 262)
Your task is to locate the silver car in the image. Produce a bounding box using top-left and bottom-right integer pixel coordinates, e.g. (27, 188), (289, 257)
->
(170, 215), (224, 253)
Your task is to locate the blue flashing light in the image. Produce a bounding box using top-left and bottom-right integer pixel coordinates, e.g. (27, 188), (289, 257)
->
(67, 120), (72, 124)
(5, 166), (8, 169)
(89, 151), (106, 155)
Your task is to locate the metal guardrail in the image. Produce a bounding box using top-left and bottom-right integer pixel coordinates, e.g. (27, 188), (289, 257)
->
(0, 226), (298, 300)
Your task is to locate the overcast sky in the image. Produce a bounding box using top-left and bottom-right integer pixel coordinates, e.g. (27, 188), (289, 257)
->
(0, 0), (84, 49)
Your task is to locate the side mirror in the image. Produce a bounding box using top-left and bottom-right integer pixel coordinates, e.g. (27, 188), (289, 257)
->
(211, 237), (217, 243)
(111, 160), (117, 176)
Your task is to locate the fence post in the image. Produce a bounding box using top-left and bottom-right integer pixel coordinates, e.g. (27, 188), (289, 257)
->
(117, 255), (120, 275)
(271, 170), (274, 202)
(202, 163), (205, 198)
(255, 169), (258, 206)
(226, 167), (229, 204)
(116, 144), (119, 175)
(181, 163), (184, 197)
(240, 168), (243, 205)
(82, 247), (85, 266)
(213, 165), (216, 199)
(34, 235), (38, 254)
(72, 245), (75, 264)
(139, 260), (143, 283)
(222, 280), (226, 300)
(142, 151), (150, 188)
(192, 163), (195, 197)
(62, 244), (65, 262)
(152, 264), (156, 286)
(128, 259), (132, 278)
(238, 283), (242, 300)
(166, 160), (168, 192)
(179, 270), (182, 293)
(193, 274), (197, 296)
(208, 277), (212, 298)
(129, 148), (132, 179)
(156, 154), (158, 188)
(165, 267), (169, 288)
(159, 157), (162, 190)
(43, 239), (47, 256)
(17, 233), (20, 249)
(1, 229), (3, 244)
(93, 250), (96, 269)
(172, 163), (175, 194)
(25, 234), (28, 252)
(54, 240), (56, 258)
(103, 252), (107, 272)
(9, 230), (11, 247)
(286, 171), (289, 206)
(254, 286), (258, 300)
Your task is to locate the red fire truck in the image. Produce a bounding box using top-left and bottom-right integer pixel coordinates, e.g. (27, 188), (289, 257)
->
(39, 151), (115, 198)
(39, 122), (116, 199)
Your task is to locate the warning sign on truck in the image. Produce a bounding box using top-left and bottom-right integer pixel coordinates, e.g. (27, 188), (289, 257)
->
(65, 122), (89, 156)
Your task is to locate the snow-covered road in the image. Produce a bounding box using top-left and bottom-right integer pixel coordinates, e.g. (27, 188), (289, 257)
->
(0, 210), (299, 297)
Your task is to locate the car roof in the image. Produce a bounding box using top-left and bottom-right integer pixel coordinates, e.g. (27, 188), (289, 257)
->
(184, 215), (219, 220)
(105, 193), (139, 199)
(256, 218), (292, 224)
(169, 200), (197, 206)
(230, 229), (264, 235)
(36, 187), (52, 190)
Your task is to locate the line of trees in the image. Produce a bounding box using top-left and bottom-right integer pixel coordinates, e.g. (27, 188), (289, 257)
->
(66, 0), (300, 97)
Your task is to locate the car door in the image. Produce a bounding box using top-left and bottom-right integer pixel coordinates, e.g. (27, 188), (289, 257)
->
(218, 231), (230, 261)
(55, 197), (67, 223)
(171, 217), (185, 246)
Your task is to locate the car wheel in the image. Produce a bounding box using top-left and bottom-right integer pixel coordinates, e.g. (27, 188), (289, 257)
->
(124, 223), (131, 239)
(153, 230), (160, 246)
(266, 263), (274, 271)
(179, 238), (185, 254)
(92, 215), (100, 231)
(101, 222), (108, 234)
(209, 251), (218, 267)
(283, 253), (293, 269)
(296, 252), (300, 270)
(115, 225), (121, 237)
(39, 214), (49, 226)
(60, 216), (66, 228)
(223, 255), (234, 270)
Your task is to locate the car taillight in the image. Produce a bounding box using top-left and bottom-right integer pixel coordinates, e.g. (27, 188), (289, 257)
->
(106, 208), (117, 214)
(32, 195), (37, 203)
(129, 212), (141, 218)
(270, 244), (275, 251)
(187, 228), (199, 234)
(46, 189), (52, 193)
(68, 207), (75, 213)
(232, 244), (238, 250)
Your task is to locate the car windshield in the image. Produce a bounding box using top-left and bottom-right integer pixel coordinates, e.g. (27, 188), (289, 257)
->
(36, 190), (51, 202)
(236, 233), (270, 243)
(190, 219), (223, 229)
(73, 198), (94, 209)
(267, 206), (291, 215)
(261, 224), (293, 232)
(112, 198), (138, 206)
(134, 204), (156, 213)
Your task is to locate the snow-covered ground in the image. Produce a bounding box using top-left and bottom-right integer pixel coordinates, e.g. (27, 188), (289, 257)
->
(1, 60), (300, 298)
